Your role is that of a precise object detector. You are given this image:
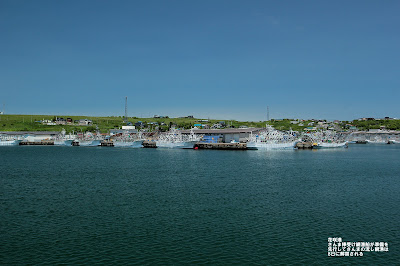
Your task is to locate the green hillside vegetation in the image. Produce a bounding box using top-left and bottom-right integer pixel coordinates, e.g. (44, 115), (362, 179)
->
(0, 114), (319, 133)
(350, 119), (400, 130)
(4, 114), (399, 133)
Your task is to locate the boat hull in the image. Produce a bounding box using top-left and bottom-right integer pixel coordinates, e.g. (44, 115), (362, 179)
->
(314, 142), (348, 149)
(155, 141), (196, 149)
(247, 141), (296, 150)
(77, 140), (102, 146)
(54, 140), (74, 146)
(0, 140), (21, 146)
(113, 140), (143, 148)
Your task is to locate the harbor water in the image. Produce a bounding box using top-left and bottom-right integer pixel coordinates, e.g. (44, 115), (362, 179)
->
(1, 145), (399, 264)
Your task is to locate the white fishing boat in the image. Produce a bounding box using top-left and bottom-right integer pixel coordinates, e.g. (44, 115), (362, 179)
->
(0, 136), (22, 146)
(54, 139), (74, 146)
(75, 140), (101, 146)
(155, 128), (202, 148)
(75, 132), (104, 146)
(113, 140), (144, 148)
(182, 128), (203, 148)
(247, 125), (299, 150)
(111, 130), (144, 148)
(53, 129), (76, 146)
(313, 142), (348, 149)
(248, 141), (297, 149)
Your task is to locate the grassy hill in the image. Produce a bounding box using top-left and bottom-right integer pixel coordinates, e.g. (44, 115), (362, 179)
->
(0, 114), (337, 133)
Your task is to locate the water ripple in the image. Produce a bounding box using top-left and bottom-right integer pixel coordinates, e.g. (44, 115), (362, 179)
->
(1, 146), (399, 264)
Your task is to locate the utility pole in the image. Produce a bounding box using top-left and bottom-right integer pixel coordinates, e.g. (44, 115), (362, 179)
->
(267, 106), (270, 121)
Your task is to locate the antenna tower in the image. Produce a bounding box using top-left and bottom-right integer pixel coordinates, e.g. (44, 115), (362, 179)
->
(267, 106), (270, 121)
(124, 96), (128, 123)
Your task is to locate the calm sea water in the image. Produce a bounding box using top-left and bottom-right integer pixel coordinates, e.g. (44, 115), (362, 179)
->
(1, 145), (399, 265)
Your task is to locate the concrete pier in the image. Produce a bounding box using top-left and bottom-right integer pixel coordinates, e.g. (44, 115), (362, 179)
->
(194, 142), (247, 150)
(19, 140), (54, 146)
(20, 140), (54, 145)
(100, 140), (114, 147)
(295, 142), (314, 149)
(142, 140), (157, 148)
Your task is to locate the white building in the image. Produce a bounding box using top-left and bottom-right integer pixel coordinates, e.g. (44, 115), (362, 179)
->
(78, 119), (93, 126)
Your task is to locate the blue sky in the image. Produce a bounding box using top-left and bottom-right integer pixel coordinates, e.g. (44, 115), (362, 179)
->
(0, 0), (399, 121)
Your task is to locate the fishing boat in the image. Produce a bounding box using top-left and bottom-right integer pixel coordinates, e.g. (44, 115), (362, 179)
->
(313, 141), (348, 149)
(113, 140), (143, 148)
(111, 130), (144, 148)
(53, 129), (75, 146)
(75, 132), (103, 146)
(0, 135), (22, 146)
(155, 128), (202, 148)
(247, 125), (299, 150)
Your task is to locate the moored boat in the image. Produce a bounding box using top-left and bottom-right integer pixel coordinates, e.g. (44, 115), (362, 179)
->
(313, 142), (348, 149)
(247, 125), (299, 150)
(52, 129), (76, 146)
(113, 140), (144, 148)
(155, 128), (202, 149)
(0, 134), (23, 146)
(247, 141), (297, 150)
(0, 139), (22, 146)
